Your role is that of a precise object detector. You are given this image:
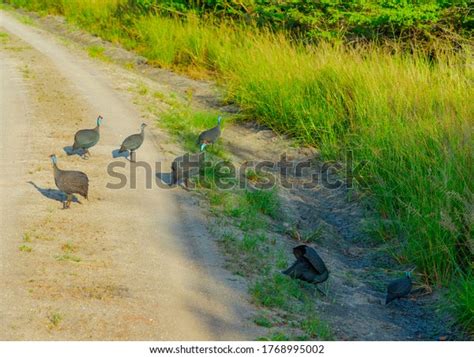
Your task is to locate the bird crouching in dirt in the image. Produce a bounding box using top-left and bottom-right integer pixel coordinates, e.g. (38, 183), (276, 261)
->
(169, 152), (204, 189)
(72, 115), (103, 158)
(386, 272), (412, 304)
(50, 154), (89, 209)
(283, 245), (329, 284)
(118, 123), (147, 163)
(198, 116), (222, 151)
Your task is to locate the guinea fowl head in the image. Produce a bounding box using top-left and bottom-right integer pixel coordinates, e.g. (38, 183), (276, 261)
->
(405, 271), (412, 279)
(217, 116), (222, 125)
(141, 123), (147, 130)
(293, 245), (307, 259)
(97, 115), (103, 126)
(200, 143), (207, 152)
(49, 154), (58, 165)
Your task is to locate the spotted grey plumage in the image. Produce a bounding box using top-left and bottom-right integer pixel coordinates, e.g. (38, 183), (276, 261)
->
(50, 154), (89, 209)
(119, 123), (147, 162)
(72, 115), (103, 158)
(198, 116), (222, 151)
(386, 272), (412, 304)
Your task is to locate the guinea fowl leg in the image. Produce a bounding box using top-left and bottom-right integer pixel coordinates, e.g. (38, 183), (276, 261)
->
(181, 178), (190, 191)
(62, 194), (71, 209)
(130, 151), (136, 163)
(81, 149), (90, 160)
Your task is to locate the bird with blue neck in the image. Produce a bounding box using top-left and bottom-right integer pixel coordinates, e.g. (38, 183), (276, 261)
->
(198, 116), (222, 152)
(71, 115), (103, 159)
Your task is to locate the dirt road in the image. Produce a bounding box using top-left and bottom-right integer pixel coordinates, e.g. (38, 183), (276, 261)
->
(0, 11), (259, 340)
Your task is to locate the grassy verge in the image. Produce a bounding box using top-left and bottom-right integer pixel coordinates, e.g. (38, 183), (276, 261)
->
(3, 0), (472, 334)
(158, 107), (333, 340)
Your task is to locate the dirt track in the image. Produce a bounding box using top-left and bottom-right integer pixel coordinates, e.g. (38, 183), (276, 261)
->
(0, 11), (260, 340)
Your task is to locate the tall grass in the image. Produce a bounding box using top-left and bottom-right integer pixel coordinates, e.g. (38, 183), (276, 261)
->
(4, 0), (473, 331)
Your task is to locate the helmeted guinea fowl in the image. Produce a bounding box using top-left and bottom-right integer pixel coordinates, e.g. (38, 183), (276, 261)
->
(386, 272), (412, 304)
(198, 116), (222, 151)
(72, 115), (103, 158)
(50, 154), (89, 209)
(283, 245), (329, 284)
(170, 152), (205, 189)
(118, 123), (147, 163)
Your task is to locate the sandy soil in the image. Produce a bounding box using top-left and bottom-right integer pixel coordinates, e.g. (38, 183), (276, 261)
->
(0, 11), (261, 340)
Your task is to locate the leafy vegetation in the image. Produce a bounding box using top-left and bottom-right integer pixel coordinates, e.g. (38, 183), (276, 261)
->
(87, 45), (110, 61)
(127, 1), (473, 48)
(3, 0), (472, 334)
(47, 311), (63, 329)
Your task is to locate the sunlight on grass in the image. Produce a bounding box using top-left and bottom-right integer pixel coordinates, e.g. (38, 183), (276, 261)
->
(5, 0), (473, 332)
(87, 45), (109, 61)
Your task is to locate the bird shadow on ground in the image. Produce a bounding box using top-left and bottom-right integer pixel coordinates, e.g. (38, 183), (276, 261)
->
(27, 181), (80, 204)
(155, 171), (173, 186)
(111, 149), (130, 160)
(63, 145), (85, 158)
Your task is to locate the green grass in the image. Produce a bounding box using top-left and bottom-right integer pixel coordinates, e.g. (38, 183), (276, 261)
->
(136, 82), (148, 95)
(301, 317), (334, 340)
(47, 311), (63, 328)
(61, 242), (77, 253)
(253, 315), (273, 328)
(245, 189), (280, 219)
(19, 245), (32, 253)
(160, 109), (226, 155)
(250, 273), (305, 311)
(0, 31), (9, 44)
(55, 254), (81, 263)
(447, 272), (474, 336)
(87, 45), (109, 61)
(22, 232), (32, 243)
(4, 0), (472, 333)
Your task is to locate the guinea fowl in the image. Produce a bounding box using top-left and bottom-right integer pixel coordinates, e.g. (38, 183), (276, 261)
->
(118, 123), (147, 162)
(386, 272), (412, 304)
(198, 116), (222, 151)
(72, 115), (103, 158)
(50, 154), (89, 209)
(170, 152), (204, 189)
(283, 245), (329, 284)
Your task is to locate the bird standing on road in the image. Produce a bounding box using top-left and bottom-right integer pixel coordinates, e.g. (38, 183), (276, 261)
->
(198, 116), (222, 151)
(283, 245), (329, 284)
(72, 115), (102, 158)
(118, 123), (147, 163)
(50, 154), (89, 209)
(386, 272), (412, 304)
